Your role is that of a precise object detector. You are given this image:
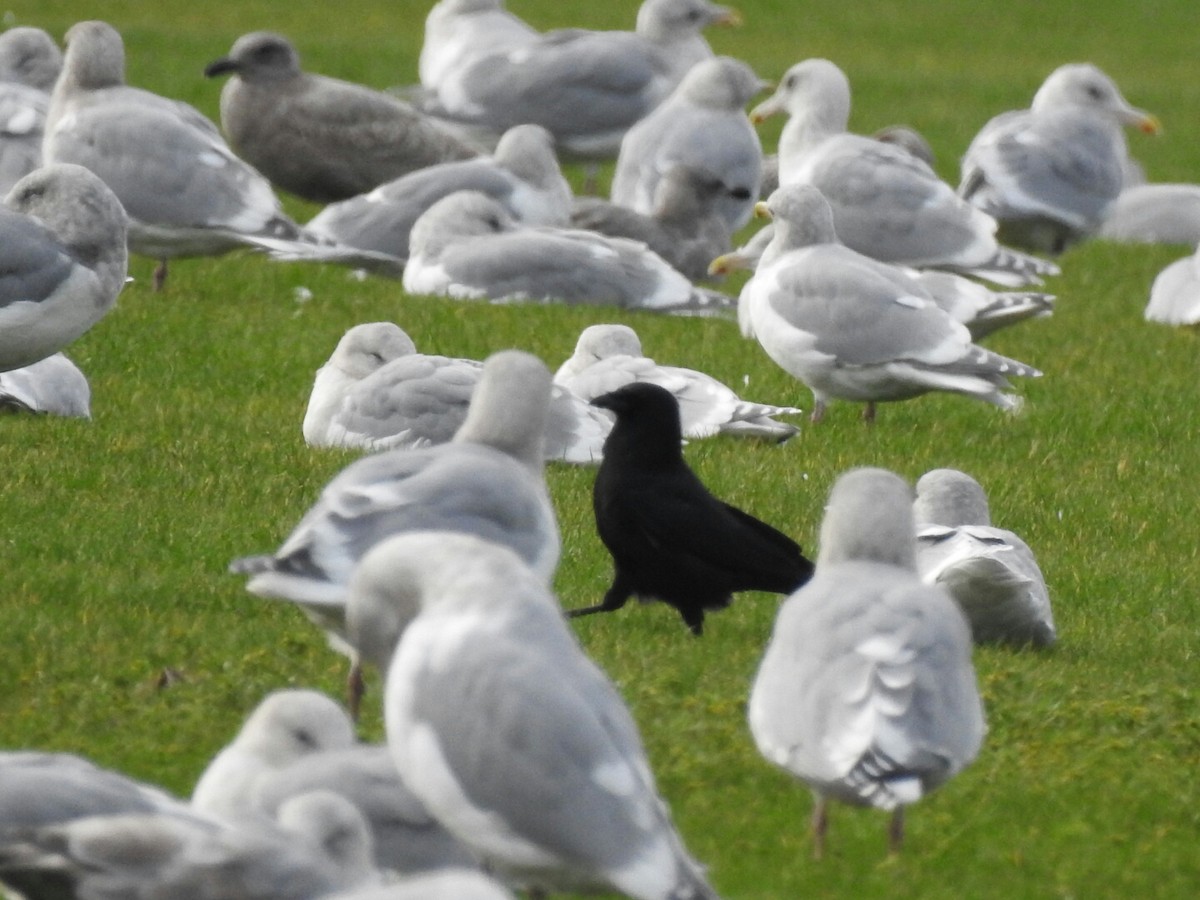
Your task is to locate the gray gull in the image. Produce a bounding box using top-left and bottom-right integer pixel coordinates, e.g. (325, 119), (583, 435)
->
(346, 530), (721, 898)
(959, 62), (1160, 254)
(738, 185), (1041, 422)
(0, 352), (91, 416)
(913, 467), (1056, 648)
(748, 467), (986, 856)
(0, 162), (127, 372)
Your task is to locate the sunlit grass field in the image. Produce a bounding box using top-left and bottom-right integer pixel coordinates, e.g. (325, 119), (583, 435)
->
(3, 1), (1199, 897)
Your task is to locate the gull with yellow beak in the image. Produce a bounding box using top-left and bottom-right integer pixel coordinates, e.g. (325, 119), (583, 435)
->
(959, 63), (1161, 254)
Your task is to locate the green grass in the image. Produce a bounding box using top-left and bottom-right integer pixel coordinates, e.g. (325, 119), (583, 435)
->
(4, 1), (1200, 897)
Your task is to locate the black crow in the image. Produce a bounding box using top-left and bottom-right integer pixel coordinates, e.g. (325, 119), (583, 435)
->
(569, 381), (814, 634)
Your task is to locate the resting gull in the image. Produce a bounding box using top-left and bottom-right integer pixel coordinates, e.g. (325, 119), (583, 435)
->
(304, 322), (609, 463)
(0, 26), (62, 194)
(43, 20), (319, 289)
(324, 870), (517, 900)
(253, 744), (479, 877)
(0, 751), (189, 829)
(204, 31), (480, 204)
(422, 0), (740, 160)
(749, 467), (986, 856)
(959, 62), (1160, 254)
(571, 163), (732, 282)
(610, 55), (766, 231)
(230, 349), (561, 717)
(738, 185), (1041, 423)
(556, 323), (802, 440)
(304, 123), (570, 264)
(913, 468), (1056, 648)
(346, 531), (721, 899)
(404, 190), (732, 313)
(0, 162), (127, 372)
(752, 58), (1058, 286)
(1098, 183), (1200, 245)
(191, 689), (356, 822)
(0, 352), (91, 417)
(0, 791), (379, 900)
(1144, 243), (1200, 325)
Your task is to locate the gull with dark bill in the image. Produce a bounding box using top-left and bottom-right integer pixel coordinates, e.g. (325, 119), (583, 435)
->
(204, 31), (480, 204)
(43, 20), (319, 289)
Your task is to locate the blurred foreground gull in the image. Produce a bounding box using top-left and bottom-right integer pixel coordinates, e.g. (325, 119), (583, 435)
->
(571, 163), (732, 282)
(191, 689), (356, 821)
(751, 58), (1058, 286)
(204, 31), (480, 204)
(346, 531), (722, 899)
(420, 0), (739, 160)
(1144, 243), (1200, 325)
(303, 322), (610, 463)
(304, 123), (571, 263)
(0, 26), (62, 194)
(959, 63), (1160, 254)
(231, 350), (561, 716)
(419, 0), (538, 94)
(0, 751), (189, 828)
(610, 55), (765, 231)
(749, 467), (986, 856)
(0, 163), (127, 372)
(190, 688), (477, 875)
(0, 353), (91, 416)
(573, 382), (813, 634)
(1098, 183), (1200, 245)
(556, 323), (802, 440)
(913, 468), (1056, 647)
(403, 190), (733, 313)
(44, 20), (320, 289)
(0, 790), (379, 900)
(324, 870), (516, 900)
(738, 185), (1042, 423)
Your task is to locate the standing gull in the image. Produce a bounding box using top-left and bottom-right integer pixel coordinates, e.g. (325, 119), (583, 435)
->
(555, 322), (802, 440)
(610, 55), (766, 231)
(346, 531), (722, 899)
(0, 163), (127, 373)
(0, 352), (91, 417)
(204, 31), (480, 204)
(738, 185), (1042, 423)
(303, 322), (610, 463)
(43, 20), (316, 289)
(751, 58), (1058, 286)
(305, 123), (571, 263)
(913, 468), (1056, 648)
(230, 350), (560, 716)
(749, 467), (986, 856)
(959, 62), (1160, 254)
(404, 190), (731, 313)
(0, 26), (62, 194)
(422, 0), (740, 160)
